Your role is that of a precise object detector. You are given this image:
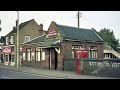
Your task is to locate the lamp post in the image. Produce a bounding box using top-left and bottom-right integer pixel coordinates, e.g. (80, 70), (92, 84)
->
(16, 11), (19, 70)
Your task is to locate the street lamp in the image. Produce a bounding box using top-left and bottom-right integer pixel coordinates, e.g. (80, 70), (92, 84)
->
(16, 11), (19, 70)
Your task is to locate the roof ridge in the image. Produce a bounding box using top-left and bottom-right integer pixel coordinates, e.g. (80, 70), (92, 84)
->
(57, 24), (91, 30)
(6, 19), (34, 36)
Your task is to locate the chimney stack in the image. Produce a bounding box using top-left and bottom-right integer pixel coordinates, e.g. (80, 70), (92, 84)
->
(38, 23), (43, 35)
(40, 23), (43, 30)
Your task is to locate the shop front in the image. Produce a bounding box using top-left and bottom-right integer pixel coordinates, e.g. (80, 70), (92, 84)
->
(3, 46), (15, 66)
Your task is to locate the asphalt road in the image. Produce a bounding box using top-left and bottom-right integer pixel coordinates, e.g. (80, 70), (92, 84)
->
(0, 68), (53, 79)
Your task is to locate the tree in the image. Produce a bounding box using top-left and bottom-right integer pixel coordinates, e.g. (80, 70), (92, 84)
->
(98, 28), (119, 51)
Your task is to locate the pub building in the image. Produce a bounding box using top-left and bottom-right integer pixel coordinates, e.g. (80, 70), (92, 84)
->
(21, 21), (104, 70)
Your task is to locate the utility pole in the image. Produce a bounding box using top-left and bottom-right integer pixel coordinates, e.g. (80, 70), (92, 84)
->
(77, 11), (82, 28)
(16, 11), (19, 70)
(0, 20), (1, 31)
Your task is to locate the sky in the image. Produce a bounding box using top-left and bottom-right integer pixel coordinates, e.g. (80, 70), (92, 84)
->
(0, 11), (120, 41)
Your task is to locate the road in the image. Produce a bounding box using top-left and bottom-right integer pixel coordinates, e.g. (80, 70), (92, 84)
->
(0, 68), (53, 79)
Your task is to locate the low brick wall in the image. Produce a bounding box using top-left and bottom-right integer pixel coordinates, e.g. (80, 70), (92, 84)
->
(64, 58), (120, 78)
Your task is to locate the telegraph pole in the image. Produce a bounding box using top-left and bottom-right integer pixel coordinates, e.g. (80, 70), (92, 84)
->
(77, 11), (82, 28)
(16, 11), (19, 70)
(0, 20), (1, 31)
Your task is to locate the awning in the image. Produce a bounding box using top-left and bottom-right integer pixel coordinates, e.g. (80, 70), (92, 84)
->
(37, 39), (61, 48)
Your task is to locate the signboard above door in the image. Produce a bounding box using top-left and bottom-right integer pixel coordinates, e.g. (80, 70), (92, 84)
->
(3, 47), (11, 54)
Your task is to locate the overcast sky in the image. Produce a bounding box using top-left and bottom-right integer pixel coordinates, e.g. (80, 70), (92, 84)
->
(0, 11), (120, 41)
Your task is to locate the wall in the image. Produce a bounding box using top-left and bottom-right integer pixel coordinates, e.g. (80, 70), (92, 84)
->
(19, 20), (40, 45)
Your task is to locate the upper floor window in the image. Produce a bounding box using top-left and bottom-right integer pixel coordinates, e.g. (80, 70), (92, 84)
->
(10, 36), (14, 44)
(25, 36), (30, 43)
(6, 37), (9, 45)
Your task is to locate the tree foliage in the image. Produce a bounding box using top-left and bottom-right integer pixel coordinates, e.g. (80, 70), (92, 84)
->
(98, 28), (119, 51)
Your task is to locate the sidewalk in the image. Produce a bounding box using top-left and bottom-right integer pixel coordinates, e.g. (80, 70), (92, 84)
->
(0, 63), (116, 79)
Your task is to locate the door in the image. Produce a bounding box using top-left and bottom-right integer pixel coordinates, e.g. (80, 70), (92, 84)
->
(50, 50), (58, 70)
(5, 54), (9, 65)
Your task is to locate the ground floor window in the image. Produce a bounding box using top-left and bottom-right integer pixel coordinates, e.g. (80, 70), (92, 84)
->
(11, 55), (14, 62)
(89, 46), (97, 58)
(5, 54), (9, 62)
(23, 53), (26, 60)
(72, 45), (82, 58)
(36, 48), (41, 61)
(41, 49), (45, 60)
(26, 48), (32, 61)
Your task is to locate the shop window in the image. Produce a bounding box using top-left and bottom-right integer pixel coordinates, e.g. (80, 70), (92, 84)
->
(5, 55), (9, 62)
(11, 55), (14, 62)
(89, 46), (97, 58)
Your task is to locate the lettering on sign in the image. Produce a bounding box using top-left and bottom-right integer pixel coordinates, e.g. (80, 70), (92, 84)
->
(3, 47), (11, 54)
(48, 29), (58, 37)
(89, 61), (120, 68)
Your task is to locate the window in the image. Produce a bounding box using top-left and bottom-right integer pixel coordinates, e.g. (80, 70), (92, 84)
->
(10, 36), (14, 44)
(72, 45), (82, 58)
(89, 46), (97, 58)
(26, 48), (32, 61)
(11, 47), (14, 52)
(41, 49), (45, 60)
(11, 55), (14, 62)
(23, 53), (26, 60)
(5, 55), (9, 62)
(6, 37), (9, 45)
(36, 48), (41, 61)
(25, 36), (30, 43)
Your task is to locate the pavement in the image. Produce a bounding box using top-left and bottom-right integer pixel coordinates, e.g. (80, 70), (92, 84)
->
(0, 63), (117, 79)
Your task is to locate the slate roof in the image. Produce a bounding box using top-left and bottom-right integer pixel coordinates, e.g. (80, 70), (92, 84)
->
(57, 24), (103, 42)
(38, 39), (61, 47)
(6, 19), (34, 36)
(24, 34), (46, 44)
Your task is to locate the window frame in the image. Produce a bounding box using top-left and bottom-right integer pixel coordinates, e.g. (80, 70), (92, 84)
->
(6, 37), (9, 45)
(25, 36), (30, 43)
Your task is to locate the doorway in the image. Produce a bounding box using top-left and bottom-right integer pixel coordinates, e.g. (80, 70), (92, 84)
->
(50, 50), (58, 70)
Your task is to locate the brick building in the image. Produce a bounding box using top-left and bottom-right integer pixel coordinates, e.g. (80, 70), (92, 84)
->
(2, 19), (45, 66)
(22, 21), (104, 70)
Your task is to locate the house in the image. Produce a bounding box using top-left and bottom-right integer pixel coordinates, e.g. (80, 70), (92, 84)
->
(2, 19), (45, 66)
(21, 21), (104, 70)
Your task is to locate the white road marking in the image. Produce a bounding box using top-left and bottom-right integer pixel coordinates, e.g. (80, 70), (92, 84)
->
(1, 76), (10, 79)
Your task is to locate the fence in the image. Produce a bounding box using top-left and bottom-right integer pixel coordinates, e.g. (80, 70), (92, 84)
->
(63, 58), (120, 78)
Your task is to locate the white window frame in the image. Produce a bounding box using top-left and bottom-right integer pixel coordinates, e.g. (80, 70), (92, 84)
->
(36, 48), (41, 61)
(89, 46), (98, 58)
(41, 49), (45, 61)
(23, 53), (26, 60)
(10, 36), (14, 44)
(27, 48), (31, 61)
(25, 36), (30, 43)
(6, 37), (9, 45)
